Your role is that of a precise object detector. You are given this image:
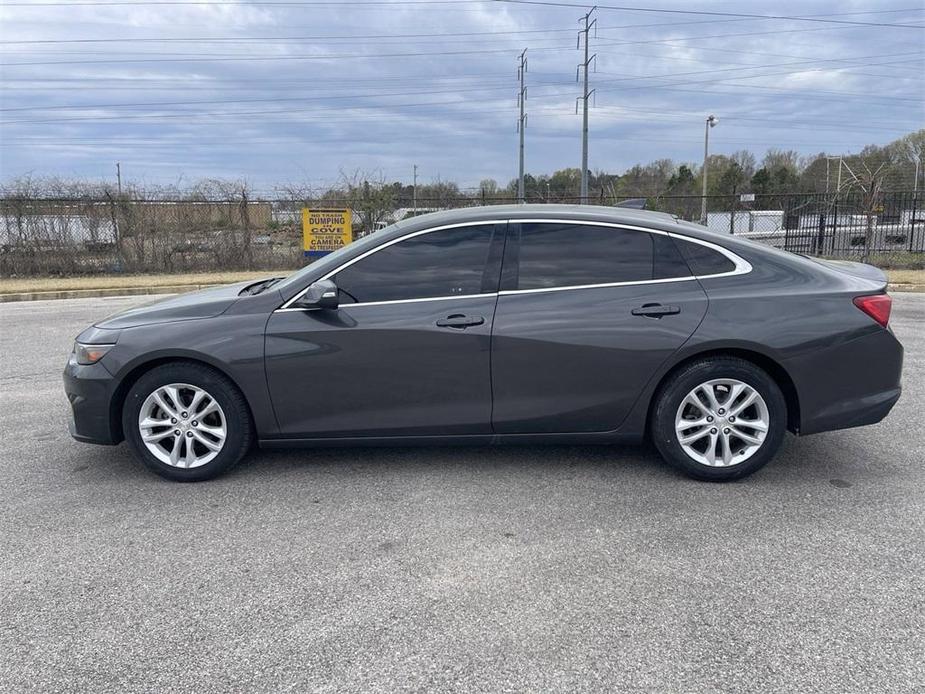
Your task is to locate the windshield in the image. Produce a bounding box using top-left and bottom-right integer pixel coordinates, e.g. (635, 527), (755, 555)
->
(273, 220), (405, 294)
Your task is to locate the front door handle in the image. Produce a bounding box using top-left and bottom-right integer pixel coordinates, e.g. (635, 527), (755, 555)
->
(631, 303), (680, 318)
(436, 314), (485, 329)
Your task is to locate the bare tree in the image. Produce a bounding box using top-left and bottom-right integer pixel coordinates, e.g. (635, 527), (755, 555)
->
(842, 156), (893, 262)
(339, 170), (396, 237)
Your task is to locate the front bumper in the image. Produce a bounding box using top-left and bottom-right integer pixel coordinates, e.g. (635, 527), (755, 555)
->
(63, 355), (120, 445)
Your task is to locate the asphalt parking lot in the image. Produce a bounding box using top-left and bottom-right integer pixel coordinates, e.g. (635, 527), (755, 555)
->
(1, 293), (923, 693)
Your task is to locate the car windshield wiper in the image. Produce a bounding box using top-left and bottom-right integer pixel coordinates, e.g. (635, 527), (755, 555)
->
(240, 277), (283, 296)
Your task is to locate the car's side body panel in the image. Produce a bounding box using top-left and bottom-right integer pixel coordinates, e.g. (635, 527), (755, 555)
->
(491, 280), (708, 433)
(263, 295), (497, 438)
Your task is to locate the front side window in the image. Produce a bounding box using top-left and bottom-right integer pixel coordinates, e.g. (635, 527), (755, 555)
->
(333, 224), (495, 304)
(514, 223), (661, 290)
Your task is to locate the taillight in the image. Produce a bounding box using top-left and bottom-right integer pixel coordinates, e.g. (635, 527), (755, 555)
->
(853, 294), (892, 328)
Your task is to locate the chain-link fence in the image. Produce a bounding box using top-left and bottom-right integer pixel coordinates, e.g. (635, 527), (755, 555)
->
(1, 191), (921, 277)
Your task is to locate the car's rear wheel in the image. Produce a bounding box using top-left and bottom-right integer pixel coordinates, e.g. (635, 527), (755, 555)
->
(122, 362), (253, 481)
(651, 357), (787, 481)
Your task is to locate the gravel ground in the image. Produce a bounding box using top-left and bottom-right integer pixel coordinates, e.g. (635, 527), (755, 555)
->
(1, 293), (923, 693)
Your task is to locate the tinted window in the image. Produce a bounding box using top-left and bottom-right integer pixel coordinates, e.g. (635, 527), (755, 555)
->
(334, 224), (494, 303)
(653, 234), (692, 280)
(674, 237), (736, 276)
(515, 223), (654, 290)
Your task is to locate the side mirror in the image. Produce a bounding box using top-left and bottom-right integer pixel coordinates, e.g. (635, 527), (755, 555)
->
(294, 279), (339, 310)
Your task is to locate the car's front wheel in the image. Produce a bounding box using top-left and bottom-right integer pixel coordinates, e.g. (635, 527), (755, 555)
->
(122, 362), (253, 481)
(651, 357), (787, 481)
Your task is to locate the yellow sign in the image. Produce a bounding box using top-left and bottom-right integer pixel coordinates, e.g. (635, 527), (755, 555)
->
(302, 208), (352, 257)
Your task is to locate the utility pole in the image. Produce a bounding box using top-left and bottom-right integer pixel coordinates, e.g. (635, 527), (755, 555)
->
(700, 114), (718, 225)
(517, 48), (528, 204)
(412, 164), (417, 216)
(116, 162), (122, 196)
(577, 7), (596, 204)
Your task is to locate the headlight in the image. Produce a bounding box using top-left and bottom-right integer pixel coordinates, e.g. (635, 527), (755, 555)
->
(74, 342), (114, 365)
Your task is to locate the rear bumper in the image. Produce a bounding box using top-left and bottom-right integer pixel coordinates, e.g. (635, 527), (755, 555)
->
(799, 386), (901, 436)
(788, 327), (904, 436)
(63, 355), (120, 445)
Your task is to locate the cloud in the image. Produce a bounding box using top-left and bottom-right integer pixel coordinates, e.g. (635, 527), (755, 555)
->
(0, 0), (922, 191)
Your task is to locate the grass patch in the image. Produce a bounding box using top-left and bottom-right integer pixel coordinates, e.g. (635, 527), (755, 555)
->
(887, 269), (925, 287)
(866, 252), (925, 271)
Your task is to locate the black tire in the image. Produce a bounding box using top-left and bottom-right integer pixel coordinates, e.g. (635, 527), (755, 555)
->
(122, 362), (253, 482)
(651, 357), (787, 482)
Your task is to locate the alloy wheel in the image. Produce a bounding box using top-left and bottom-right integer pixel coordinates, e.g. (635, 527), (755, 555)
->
(674, 378), (769, 467)
(137, 383), (227, 468)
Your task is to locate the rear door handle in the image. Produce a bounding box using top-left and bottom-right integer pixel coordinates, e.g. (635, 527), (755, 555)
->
(436, 314), (485, 329)
(631, 304), (680, 318)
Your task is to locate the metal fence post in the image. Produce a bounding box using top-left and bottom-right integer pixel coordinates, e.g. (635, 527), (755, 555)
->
(729, 188), (737, 235)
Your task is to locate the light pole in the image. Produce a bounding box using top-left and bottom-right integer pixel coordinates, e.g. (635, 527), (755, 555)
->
(700, 114), (718, 225)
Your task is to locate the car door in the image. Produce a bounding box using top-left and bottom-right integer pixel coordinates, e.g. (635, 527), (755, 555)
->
(264, 222), (505, 438)
(490, 220), (709, 434)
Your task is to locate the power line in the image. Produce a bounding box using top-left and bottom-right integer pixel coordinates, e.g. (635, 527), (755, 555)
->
(3, 100), (915, 133)
(3, 16), (920, 72)
(11, 38), (921, 77)
(585, 27), (925, 56)
(5, 97), (912, 133)
(490, 0), (925, 29)
(563, 57), (925, 101)
(5, 0), (924, 30)
(0, 0), (489, 5)
(8, 47), (917, 112)
(3, 56), (920, 123)
(0, 46), (529, 68)
(555, 104), (921, 132)
(587, 52), (925, 87)
(0, 83), (529, 113)
(0, 26), (566, 45)
(3, 8), (920, 44)
(592, 35), (925, 72)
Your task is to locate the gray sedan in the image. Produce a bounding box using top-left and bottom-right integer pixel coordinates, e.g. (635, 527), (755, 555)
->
(64, 205), (903, 482)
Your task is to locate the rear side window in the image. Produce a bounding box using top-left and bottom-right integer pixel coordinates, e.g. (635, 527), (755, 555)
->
(653, 234), (692, 280)
(673, 237), (736, 276)
(334, 224), (494, 303)
(514, 223), (654, 290)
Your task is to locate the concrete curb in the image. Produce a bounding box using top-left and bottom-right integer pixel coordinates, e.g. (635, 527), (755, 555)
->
(0, 283), (220, 303)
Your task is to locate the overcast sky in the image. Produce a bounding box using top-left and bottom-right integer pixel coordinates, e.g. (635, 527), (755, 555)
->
(0, 0), (922, 194)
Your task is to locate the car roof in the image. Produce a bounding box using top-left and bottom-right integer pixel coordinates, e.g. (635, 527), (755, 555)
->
(389, 203), (785, 258)
(395, 204), (681, 233)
